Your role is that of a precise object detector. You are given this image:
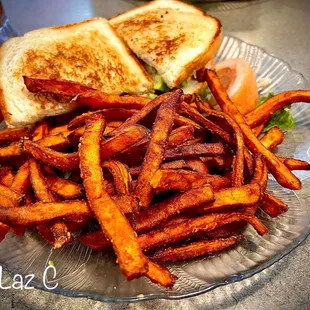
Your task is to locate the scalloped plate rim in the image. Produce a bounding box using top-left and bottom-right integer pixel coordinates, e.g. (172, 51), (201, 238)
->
(0, 34), (309, 303)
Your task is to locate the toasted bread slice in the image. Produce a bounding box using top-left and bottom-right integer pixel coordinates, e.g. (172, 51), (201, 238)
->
(0, 18), (153, 127)
(110, 0), (222, 89)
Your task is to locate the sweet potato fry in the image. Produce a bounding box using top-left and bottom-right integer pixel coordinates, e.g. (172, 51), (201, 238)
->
(23, 76), (95, 96)
(260, 126), (284, 151)
(108, 93), (171, 136)
(245, 90), (310, 128)
(204, 69), (301, 190)
(24, 140), (79, 170)
(0, 222), (9, 242)
(164, 143), (225, 161)
(150, 236), (243, 262)
(79, 230), (110, 250)
(196, 184), (261, 213)
(135, 90), (182, 210)
(250, 156), (268, 191)
(37, 133), (70, 151)
(46, 175), (84, 199)
(48, 125), (70, 136)
(145, 261), (177, 288)
(196, 101), (253, 179)
(79, 112), (148, 279)
(207, 222), (246, 239)
(29, 159), (71, 248)
(0, 141), (23, 160)
(102, 108), (138, 122)
(179, 102), (232, 143)
(184, 159), (209, 174)
(0, 166), (14, 187)
(174, 114), (202, 130)
(278, 157), (310, 170)
(129, 159), (209, 178)
(102, 160), (131, 195)
(150, 169), (230, 193)
(260, 193), (288, 217)
(0, 127), (30, 145)
(68, 111), (101, 130)
(201, 156), (233, 169)
(101, 125), (150, 161)
(0, 184), (24, 207)
(136, 185), (214, 233)
(0, 200), (91, 226)
(32, 121), (49, 141)
(76, 90), (150, 110)
(252, 121), (267, 137)
(11, 161), (30, 195)
(167, 126), (195, 148)
(138, 212), (267, 252)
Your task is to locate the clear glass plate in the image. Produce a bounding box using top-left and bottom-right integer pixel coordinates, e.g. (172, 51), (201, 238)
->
(0, 35), (309, 303)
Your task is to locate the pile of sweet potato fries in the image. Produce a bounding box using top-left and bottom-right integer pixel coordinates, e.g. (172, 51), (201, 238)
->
(0, 71), (309, 288)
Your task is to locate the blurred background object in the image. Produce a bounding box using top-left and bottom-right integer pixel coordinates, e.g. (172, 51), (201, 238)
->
(0, 0), (18, 44)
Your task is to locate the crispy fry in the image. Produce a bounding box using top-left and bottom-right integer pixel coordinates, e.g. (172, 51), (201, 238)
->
(11, 161), (30, 196)
(32, 121), (49, 141)
(136, 185), (214, 233)
(0, 166), (14, 187)
(174, 114), (202, 130)
(101, 125), (150, 161)
(204, 69), (301, 190)
(115, 137), (149, 166)
(145, 261), (177, 288)
(250, 156), (268, 191)
(76, 90), (150, 110)
(279, 157), (310, 170)
(0, 184), (24, 207)
(0, 200), (91, 226)
(29, 159), (71, 248)
(108, 93), (171, 136)
(135, 90), (182, 210)
(129, 159), (208, 178)
(79, 112), (148, 279)
(24, 140), (79, 170)
(37, 133), (70, 151)
(23, 76), (95, 96)
(102, 108), (138, 122)
(0, 127), (30, 145)
(0, 141), (23, 160)
(245, 90), (310, 128)
(201, 156), (233, 169)
(0, 222), (9, 242)
(150, 236), (242, 262)
(48, 125), (70, 136)
(196, 101), (253, 179)
(260, 193), (288, 217)
(207, 222), (246, 239)
(46, 175), (84, 199)
(102, 160), (131, 195)
(150, 169), (230, 193)
(167, 125), (195, 148)
(184, 159), (209, 174)
(164, 143), (224, 161)
(252, 121), (267, 137)
(138, 212), (266, 252)
(196, 184), (261, 213)
(260, 126), (284, 151)
(179, 102), (232, 143)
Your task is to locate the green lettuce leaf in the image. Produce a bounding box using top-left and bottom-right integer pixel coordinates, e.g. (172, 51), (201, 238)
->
(259, 92), (295, 132)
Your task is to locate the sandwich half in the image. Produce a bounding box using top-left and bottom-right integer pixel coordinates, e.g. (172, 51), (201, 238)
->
(0, 18), (153, 127)
(110, 0), (222, 90)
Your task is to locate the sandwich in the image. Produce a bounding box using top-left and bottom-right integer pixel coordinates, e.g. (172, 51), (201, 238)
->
(110, 0), (222, 94)
(0, 18), (153, 127)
